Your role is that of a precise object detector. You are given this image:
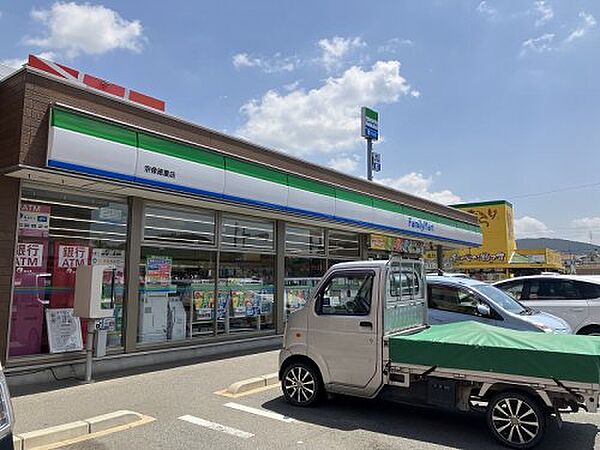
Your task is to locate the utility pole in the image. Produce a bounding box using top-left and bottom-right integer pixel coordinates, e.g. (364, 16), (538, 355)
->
(366, 137), (373, 181)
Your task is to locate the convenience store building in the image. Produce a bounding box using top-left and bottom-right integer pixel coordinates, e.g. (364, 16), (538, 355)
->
(0, 57), (482, 376)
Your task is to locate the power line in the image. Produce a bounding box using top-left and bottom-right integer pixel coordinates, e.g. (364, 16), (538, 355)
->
(505, 180), (600, 200)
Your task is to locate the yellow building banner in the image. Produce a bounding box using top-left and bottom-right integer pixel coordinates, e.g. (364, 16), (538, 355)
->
(448, 201), (516, 268)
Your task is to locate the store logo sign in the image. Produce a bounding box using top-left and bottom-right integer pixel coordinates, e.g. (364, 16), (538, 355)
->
(144, 165), (176, 179)
(408, 217), (434, 233)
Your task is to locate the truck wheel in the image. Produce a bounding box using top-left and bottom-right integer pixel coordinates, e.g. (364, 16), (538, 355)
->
(282, 362), (322, 407)
(486, 391), (546, 449)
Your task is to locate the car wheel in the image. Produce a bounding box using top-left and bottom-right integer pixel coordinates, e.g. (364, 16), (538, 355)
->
(486, 391), (546, 449)
(281, 362), (322, 407)
(578, 326), (600, 336)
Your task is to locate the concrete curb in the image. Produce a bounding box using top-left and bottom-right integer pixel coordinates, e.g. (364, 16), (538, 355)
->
(14, 410), (149, 450)
(225, 372), (279, 396)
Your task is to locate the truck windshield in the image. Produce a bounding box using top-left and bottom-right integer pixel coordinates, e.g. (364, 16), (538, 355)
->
(472, 284), (526, 314)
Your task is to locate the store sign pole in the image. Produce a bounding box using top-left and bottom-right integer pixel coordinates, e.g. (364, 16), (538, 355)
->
(361, 107), (379, 181)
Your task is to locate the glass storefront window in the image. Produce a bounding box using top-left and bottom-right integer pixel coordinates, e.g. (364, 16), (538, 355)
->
(285, 225), (325, 256)
(329, 231), (360, 258)
(10, 187), (128, 357)
(138, 247), (216, 343)
(284, 257), (326, 318)
(144, 205), (215, 247)
(221, 215), (274, 251)
(218, 252), (275, 333)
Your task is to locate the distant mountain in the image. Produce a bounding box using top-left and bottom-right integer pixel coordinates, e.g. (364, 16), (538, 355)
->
(517, 238), (600, 254)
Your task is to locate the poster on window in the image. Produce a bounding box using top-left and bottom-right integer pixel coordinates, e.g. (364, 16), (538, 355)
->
(46, 308), (84, 353)
(145, 256), (172, 286)
(50, 243), (91, 308)
(19, 204), (50, 238)
(14, 242), (49, 284)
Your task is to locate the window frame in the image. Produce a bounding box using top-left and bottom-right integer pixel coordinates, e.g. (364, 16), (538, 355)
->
(314, 270), (375, 317)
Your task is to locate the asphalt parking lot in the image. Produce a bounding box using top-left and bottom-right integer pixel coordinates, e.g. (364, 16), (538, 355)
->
(11, 350), (600, 449)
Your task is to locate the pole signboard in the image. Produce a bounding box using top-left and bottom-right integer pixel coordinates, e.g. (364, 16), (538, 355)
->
(361, 107), (379, 141)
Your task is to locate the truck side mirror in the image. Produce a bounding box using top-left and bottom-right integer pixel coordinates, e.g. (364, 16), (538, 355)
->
(476, 303), (491, 317)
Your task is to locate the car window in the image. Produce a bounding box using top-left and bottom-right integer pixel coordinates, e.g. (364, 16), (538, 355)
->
(317, 272), (373, 316)
(498, 280), (525, 301)
(575, 281), (600, 299)
(428, 284), (481, 316)
(473, 284), (525, 314)
(527, 279), (580, 300)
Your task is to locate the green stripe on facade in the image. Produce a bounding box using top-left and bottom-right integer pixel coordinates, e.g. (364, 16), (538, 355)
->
(138, 133), (224, 169)
(373, 198), (404, 215)
(50, 107), (480, 236)
(225, 158), (287, 184)
(53, 107), (137, 147)
(288, 175), (336, 197)
(336, 189), (373, 207)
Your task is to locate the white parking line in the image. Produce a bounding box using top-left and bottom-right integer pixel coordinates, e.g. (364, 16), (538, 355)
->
(224, 402), (297, 423)
(178, 415), (255, 439)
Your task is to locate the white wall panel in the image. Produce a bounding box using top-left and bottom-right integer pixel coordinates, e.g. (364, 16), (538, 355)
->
(334, 198), (373, 225)
(224, 171), (288, 208)
(48, 127), (137, 177)
(135, 149), (225, 196)
(287, 187), (335, 217)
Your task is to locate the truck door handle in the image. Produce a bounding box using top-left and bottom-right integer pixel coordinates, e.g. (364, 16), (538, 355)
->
(359, 321), (373, 328)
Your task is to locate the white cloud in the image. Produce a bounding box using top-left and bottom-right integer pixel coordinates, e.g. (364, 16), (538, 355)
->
(564, 11), (596, 44)
(410, 89), (421, 98)
(25, 2), (144, 58)
(520, 33), (555, 56)
(476, 1), (497, 17)
(569, 217), (600, 243)
(514, 216), (553, 238)
(533, 1), (554, 27)
(375, 172), (461, 205)
(0, 51), (56, 69)
(328, 154), (360, 174)
(237, 60), (410, 156)
(318, 36), (366, 71)
(232, 52), (298, 73)
(283, 80), (300, 91)
(377, 37), (413, 53)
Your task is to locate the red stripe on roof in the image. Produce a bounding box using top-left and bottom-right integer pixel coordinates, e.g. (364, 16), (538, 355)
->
(27, 55), (65, 79)
(83, 74), (126, 98)
(129, 90), (165, 111)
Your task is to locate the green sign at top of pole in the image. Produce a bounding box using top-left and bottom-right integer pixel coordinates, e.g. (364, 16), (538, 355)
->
(361, 107), (379, 140)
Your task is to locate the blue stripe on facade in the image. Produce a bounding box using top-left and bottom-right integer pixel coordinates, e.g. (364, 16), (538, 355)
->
(47, 160), (481, 247)
(48, 160), (137, 183)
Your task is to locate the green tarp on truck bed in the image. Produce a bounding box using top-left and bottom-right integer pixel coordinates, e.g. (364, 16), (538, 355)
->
(389, 321), (600, 385)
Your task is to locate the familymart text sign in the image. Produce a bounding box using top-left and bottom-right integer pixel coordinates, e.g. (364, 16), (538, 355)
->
(361, 107), (379, 140)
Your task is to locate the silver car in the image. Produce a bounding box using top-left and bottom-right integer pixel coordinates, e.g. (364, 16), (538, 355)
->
(494, 274), (600, 335)
(427, 276), (571, 333)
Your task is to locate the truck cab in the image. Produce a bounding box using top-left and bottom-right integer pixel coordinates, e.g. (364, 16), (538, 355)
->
(279, 258), (426, 401)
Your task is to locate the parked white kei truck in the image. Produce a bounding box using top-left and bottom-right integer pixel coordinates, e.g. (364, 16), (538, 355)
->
(279, 258), (600, 449)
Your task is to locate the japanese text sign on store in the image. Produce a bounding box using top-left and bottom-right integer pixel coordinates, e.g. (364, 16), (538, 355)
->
(59, 245), (89, 269)
(16, 243), (44, 268)
(361, 107), (379, 140)
(19, 204), (50, 237)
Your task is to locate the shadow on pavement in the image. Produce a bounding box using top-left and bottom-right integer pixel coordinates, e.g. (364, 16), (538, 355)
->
(262, 394), (598, 450)
(9, 345), (279, 397)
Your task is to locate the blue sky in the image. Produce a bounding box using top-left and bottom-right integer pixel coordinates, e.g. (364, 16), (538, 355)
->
(1, 1), (599, 244)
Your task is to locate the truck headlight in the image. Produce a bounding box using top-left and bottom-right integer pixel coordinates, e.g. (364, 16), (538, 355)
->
(0, 370), (13, 438)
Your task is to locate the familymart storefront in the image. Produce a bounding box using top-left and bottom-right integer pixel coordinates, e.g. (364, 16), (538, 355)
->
(0, 61), (481, 377)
